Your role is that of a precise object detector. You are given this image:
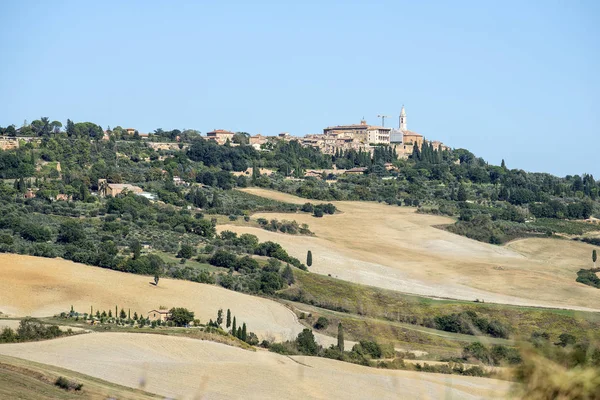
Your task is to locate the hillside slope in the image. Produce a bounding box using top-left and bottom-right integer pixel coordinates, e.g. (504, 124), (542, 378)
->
(225, 188), (600, 311)
(0, 333), (511, 400)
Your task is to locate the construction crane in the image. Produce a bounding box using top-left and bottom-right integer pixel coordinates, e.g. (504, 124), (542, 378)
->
(377, 114), (390, 127)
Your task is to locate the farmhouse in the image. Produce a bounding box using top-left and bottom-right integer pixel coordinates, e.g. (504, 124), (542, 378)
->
(98, 179), (144, 197)
(148, 309), (171, 322)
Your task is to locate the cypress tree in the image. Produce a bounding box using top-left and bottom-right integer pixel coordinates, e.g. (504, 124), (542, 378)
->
(593, 250), (597, 268)
(226, 309), (231, 328)
(242, 323), (247, 342)
(237, 327), (242, 339)
(337, 322), (344, 352)
(307, 250), (313, 267)
(232, 316), (237, 334)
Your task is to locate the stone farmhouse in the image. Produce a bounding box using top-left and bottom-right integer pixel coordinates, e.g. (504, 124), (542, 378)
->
(147, 309), (171, 322)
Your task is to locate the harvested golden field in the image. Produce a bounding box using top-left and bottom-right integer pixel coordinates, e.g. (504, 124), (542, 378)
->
(0, 332), (510, 399)
(225, 188), (600, 311)
(0, 254), (335, 344)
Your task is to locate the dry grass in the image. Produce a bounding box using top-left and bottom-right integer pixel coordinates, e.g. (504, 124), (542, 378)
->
(0, 253), (306, 342)
(0, 332), (511, 399)
(0, 354), (159, 399)
(512, 349), (600, 400)
(226, 188), (600, 311)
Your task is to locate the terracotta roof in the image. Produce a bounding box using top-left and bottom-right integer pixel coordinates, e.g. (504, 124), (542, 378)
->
(325, 124), (391, 131)
(207, 129), (235, 135)
(346, 167), (368, 172)
(403, 130), (423, 137)
(148, 309), (170, 314)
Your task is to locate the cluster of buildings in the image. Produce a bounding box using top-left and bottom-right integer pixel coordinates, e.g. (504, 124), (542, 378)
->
(205, 106), (449, 159)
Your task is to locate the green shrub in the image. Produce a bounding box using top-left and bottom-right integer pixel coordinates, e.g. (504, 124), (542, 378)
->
(314, 316), (329, 330)
(55, 376), (83, 391)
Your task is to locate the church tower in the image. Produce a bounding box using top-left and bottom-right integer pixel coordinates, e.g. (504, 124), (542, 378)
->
(399, 105), (407, 131)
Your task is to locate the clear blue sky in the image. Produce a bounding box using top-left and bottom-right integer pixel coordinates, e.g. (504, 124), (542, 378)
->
(0, 1), (598, 176)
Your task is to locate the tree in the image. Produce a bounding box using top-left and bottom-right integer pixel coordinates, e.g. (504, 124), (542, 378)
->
(232, 316), (236, 334)
(226, 309), (231, 328)
(593, 250), (597, 269)
(242, 322), (247, 342)
(120, 308), (127, 319)
(168, 307), (195, 327)
(337, 322), (344, 352)
(314, 316), (328, 330)
(130, 239), (141, 260)
(457, 185), (468, 202)
(177, 243), (195, 259)
(57, 220), (86, 243)
(217, 309), (223, 326)
(154, 274), (160, 286)
(281, 264), (295, 285)
(306, 250), (313, 267)
(296, 328), (318, 355)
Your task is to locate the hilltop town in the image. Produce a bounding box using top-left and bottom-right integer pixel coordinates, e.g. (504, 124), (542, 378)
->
(206, 106), (449, 158)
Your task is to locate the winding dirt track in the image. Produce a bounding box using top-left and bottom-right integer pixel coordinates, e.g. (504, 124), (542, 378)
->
(225, 188), (600, 311)
(0, 333), (510, 400)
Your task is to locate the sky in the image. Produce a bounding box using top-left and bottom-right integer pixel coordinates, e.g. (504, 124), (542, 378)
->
(0, 0), (598, 177)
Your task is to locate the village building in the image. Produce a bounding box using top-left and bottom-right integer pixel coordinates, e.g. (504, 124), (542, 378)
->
(147, 309), (171, 322)
(249, 134), (268, 146)
(206, 129), (235, 145)
(323, 120), (391, 146)
(98, 179), (144, 197)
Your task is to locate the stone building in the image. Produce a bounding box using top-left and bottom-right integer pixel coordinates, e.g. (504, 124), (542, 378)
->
(206, 129), (235, 145)
(323, 120), (391, 145)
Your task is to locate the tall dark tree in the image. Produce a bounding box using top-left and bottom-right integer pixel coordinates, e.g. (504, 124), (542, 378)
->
(242, 322), (247, 342)
(66, 119), (76, 137)
(232, 316), (237, 335)
(130, 239), (141, 260)
(226, 309), (231, 328)
(217, 309), (223, 326)
(306, 250), (313, 267)
(593, 250), (597, 269)
(337, 322), (344, 352)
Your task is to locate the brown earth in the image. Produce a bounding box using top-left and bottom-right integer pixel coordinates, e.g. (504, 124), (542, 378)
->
(0, 332), (511, 400)
(222, 188), (600, 311)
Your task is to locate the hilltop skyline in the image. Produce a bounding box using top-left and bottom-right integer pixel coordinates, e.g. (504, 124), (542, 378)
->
(0, 0), (598, 176)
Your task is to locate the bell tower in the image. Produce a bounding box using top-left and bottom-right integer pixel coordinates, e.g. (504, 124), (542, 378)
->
(399, 105), (407, 131)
